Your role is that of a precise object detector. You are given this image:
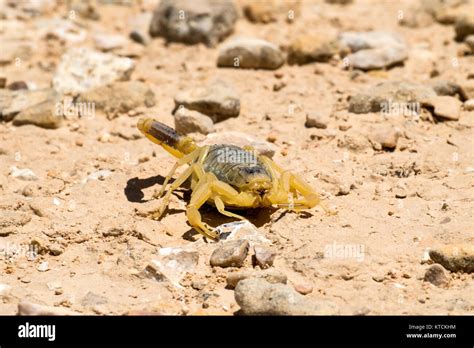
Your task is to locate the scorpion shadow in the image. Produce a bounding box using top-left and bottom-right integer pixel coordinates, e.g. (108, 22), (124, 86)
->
(124, 175), (165, 203)
(125, 175), (188, 204)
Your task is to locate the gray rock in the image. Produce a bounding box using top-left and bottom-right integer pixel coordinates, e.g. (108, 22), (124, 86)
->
(0, 89), (58, 122)
(455, 13), (474, 41)
(146, 247), (199, 284)
(424, 264), (449, 287)
(217, 37), (285, 70)
(339, 31), (408, 70)
(253, 245), (276, 268)
(13, 99), (63, 129)
(210, 239), (249, 268)
(174, 80), (240, 122)
(77, 81), (155, 117)
(429, 244), (474, 273)
(345, 46), (407, 70)
(149, 0), (238, 47)
(234, 278), (338, 315)
(201, 131), (277, 158)
(174, 108), (214, 135)
(53, 48), (135, 95)
(226, 268), (287, 289)
(349, 81), (436, 114)
(421, 96), (462, 120)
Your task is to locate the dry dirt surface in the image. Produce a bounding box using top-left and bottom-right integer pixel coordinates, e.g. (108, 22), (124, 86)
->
(0, 0), (473, 316)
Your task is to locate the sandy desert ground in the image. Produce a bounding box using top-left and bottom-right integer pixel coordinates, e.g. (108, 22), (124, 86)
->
(0, 0), (473, 315)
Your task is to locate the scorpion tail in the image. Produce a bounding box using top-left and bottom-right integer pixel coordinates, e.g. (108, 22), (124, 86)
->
(137, 118), (198, 158)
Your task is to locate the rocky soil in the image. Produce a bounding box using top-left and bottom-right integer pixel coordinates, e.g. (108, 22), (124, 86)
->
(0, 0), (473, 315)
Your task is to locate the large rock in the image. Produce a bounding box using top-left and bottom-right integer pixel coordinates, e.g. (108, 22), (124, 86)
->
(217, 37), (285, 70)
(339, 31), (408, 70)
(77, 81), (155, 117)
(349, 81), (436, 114)
(455, 13), (474, 41)
(52, 48), (135, 95)
(235, 278), (337, 315)
(13, 99), (63, 129)
(421, 96), (462, 120)
(0, 89), (58, 121)
(288, 35), (339, 65)
(174, 80), (240, 122)
(149, 0), (238, 47)
(174, 108), (214, 135)
(429, 244), (474, 273)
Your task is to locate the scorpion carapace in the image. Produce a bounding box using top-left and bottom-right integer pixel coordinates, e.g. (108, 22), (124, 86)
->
(137, 118), (328, 240)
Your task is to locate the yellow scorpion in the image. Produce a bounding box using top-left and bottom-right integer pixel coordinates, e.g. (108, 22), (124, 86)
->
(138, 118), (329, 240)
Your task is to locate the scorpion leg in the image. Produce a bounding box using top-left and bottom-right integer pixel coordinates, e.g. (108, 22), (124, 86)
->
(153, 147), (207, 199)
(187, 175), (255, 240)
(214, 196), (246, 221)
(151, 162), (205, 220)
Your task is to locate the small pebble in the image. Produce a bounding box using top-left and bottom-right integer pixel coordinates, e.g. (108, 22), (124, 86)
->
(37, 261), (49, 272)
(293, 283), (313, 295)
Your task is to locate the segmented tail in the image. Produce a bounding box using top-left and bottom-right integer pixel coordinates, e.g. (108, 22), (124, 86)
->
(137, 118), (198, 158)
